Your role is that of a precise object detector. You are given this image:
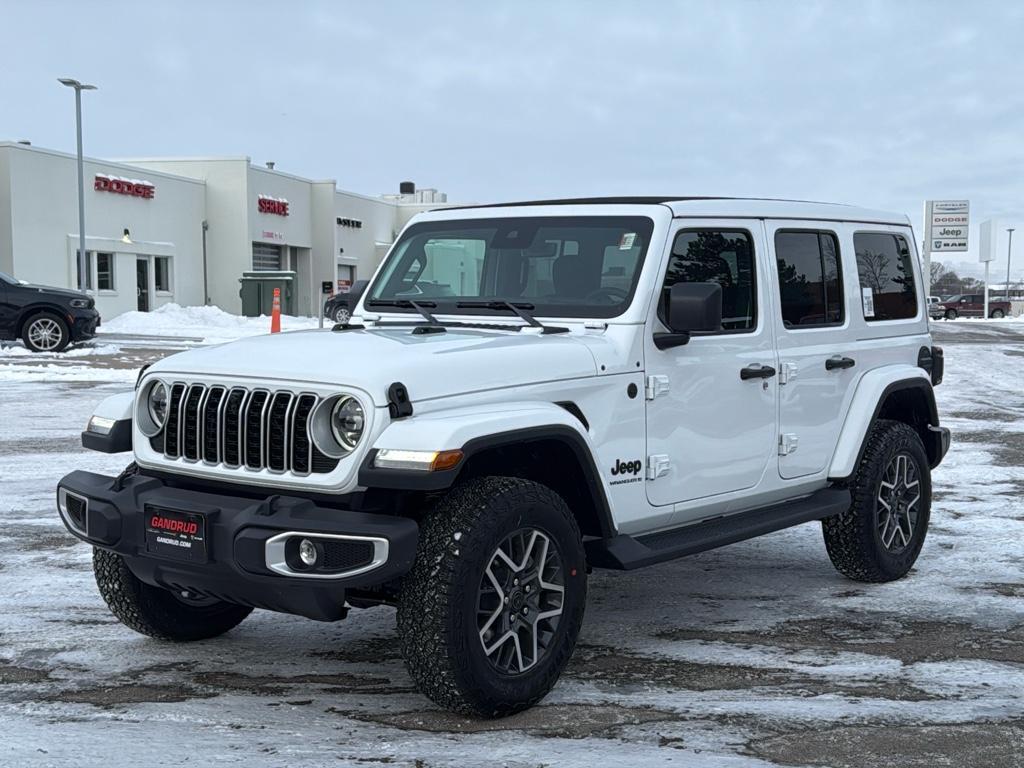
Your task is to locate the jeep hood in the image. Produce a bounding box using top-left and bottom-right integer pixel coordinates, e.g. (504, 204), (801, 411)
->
(148, 327), (600, 405)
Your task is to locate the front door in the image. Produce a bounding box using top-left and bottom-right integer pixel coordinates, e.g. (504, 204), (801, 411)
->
(644, 221), (778, 508)
(136, 258), (149, 312)
(767, 222), (858, 479)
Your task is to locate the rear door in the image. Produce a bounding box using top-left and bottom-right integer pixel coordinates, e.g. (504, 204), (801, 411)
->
(766, 222), (857, 479)
(643, 220), (778, 506)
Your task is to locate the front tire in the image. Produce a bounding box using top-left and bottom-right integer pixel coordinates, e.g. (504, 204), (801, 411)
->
(93, 548), (252, 641)
(944, 308), (958, 320)
(397, 476), (587, 717)
(22, 312), (69, 352)
(822, 420), (931, 583)
(333, 306), (351, 324)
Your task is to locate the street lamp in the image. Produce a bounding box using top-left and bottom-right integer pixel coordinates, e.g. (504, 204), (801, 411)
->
(1007, 228), (1016, 302)
(58, 77), (97, 292)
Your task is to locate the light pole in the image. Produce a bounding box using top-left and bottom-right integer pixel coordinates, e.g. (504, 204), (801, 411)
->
(58, 78), (97, 292)
(1007, 228), (1016, 302)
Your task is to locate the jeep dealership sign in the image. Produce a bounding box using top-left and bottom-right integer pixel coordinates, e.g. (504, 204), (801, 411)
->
(925, 199), (969, 252)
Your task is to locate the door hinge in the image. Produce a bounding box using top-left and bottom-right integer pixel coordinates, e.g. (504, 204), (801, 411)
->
(645, 375), (670, 400)
(778, 362), (799, 385)
(647, 454), (671, 480)
(778, 433), (799, 455)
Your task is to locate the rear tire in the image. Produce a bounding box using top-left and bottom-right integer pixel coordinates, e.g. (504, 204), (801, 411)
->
(22, 312), (69, 353)
(822, 420), (931, 583)
(397, 476), (587, 717)
(93, 548), (252, 641)
(991, 308), (1005, 319)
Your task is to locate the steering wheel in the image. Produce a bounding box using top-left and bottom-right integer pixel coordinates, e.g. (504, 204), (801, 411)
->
(584, 286), (629, 304)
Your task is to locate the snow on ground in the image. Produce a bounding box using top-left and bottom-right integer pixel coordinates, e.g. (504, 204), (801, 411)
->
(0, 321), (1022, 767)
(97, 302), (320, 342)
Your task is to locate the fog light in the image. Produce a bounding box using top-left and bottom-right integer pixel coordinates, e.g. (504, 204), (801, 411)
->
(298, 538), (319, 567)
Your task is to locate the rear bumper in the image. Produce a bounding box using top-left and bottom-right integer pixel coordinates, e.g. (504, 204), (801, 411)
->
(56, 470), (418, 621)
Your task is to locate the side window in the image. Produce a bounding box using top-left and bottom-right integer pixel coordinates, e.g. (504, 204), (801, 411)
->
(96, 252), (115, 291)
(774, 230), (843, 328)
(662, 230), (756, 332)
(854, 232), (918, 321)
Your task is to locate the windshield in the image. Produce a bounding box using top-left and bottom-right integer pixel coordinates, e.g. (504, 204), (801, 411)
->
(367, 216), (655, 319)
(0, 270), (15, 285)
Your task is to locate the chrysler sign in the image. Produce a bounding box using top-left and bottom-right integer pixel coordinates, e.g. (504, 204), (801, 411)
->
(94, 173), (155, 199)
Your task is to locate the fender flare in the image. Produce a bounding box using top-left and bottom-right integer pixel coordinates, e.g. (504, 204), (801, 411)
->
(82, 392), (134, 453)
(828, 367), (939, 480)
(17, 302), (75, 334)
(358, 402), (615, 537)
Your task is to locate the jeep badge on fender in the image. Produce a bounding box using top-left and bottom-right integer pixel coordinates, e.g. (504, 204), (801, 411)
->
(57, 197), (949, 719)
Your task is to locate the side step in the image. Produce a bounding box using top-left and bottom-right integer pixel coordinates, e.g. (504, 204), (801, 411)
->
(586, 487), (851, 570)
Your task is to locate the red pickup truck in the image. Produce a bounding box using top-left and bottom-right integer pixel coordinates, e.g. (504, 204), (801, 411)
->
(935, 293), (1011, 319)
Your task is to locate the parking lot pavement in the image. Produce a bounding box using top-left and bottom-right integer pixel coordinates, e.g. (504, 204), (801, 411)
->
(2, 323), (1022, 767)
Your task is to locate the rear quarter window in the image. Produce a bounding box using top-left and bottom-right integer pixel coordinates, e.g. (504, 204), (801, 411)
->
(854, 232), (918, 321)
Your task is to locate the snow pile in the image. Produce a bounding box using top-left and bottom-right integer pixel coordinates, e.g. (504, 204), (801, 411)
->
(0, 343), (120, 358)
(98, 303), (320, 343)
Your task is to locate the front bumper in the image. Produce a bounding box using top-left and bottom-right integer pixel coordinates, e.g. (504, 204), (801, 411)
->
(930, 425), (952, 467)
(70, 309), (100, 341)
(56, 470), (418, 621)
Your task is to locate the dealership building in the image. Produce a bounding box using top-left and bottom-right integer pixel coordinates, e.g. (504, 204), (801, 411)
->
(0, 141), (451, 319)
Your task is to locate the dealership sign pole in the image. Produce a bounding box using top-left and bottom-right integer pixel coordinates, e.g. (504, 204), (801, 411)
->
(58, 78), (97, 292)
(923, 199), (969, 294)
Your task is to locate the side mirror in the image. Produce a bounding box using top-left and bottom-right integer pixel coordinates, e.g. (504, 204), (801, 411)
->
(655, 282), (722, 350)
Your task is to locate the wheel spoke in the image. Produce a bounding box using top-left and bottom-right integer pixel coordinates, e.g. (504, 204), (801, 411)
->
(476, 525), (566, 675)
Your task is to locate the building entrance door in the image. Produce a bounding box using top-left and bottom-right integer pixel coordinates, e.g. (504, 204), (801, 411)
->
(136, 258), (150, 311)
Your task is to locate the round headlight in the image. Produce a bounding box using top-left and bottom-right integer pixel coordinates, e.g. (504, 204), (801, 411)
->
(148, 381), (168, 428)
(331, 396), (364, 452)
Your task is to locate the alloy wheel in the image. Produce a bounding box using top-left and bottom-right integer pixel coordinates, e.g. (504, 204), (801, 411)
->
(477, 528), (565, 675)
(27, 317), (63, 351)
(334, 307), (351, 324)
(876, 453), (921, 553)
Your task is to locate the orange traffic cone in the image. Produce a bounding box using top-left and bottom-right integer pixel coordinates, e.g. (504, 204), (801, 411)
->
(270, 287), (282, 333)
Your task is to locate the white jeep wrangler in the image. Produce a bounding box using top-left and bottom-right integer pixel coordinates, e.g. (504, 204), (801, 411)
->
(59, 197), (949, 717)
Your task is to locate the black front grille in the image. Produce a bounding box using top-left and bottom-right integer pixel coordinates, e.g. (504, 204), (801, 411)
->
(158, 383), (338, 476)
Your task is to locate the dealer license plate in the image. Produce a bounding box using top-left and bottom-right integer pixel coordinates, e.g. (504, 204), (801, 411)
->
(144, 505), (208, 563)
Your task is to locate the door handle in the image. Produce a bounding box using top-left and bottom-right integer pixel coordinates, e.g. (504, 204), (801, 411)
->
(826, 356), (856, 371)
(740, 364), (777, 380)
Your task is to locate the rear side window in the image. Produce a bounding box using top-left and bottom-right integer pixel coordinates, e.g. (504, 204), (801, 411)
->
(855, 232), (918, 321)
(662, 230), (756, 332)
(774, 230), (843, 328)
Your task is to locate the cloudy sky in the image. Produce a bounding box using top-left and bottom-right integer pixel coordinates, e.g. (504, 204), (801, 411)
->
(3, 1), (1023, 276)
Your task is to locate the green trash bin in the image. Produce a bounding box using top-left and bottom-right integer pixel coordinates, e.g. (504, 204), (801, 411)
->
(238, 271), (295, 317)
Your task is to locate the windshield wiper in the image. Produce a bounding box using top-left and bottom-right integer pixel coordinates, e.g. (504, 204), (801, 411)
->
(366, 299), (442, 325)
(456, 300), (569, 334)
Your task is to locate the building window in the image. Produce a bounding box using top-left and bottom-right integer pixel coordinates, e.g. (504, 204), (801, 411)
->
(252, 243), (283, 271)
(662, 230), (757, 332)
(96, 252), (115, 291)
(774, 231), (843, 328)
(855, 232), (918, 321)
(155, 256), (171, 292)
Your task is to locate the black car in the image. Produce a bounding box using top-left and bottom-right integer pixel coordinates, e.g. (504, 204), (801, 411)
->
(323, 280), (368, 324)
(0, 270), (101, 352)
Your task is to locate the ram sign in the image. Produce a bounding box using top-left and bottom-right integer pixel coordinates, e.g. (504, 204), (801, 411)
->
(926, 199), (969, 251)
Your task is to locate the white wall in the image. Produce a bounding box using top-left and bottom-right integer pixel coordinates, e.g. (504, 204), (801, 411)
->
(0, 143), (206, 319)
